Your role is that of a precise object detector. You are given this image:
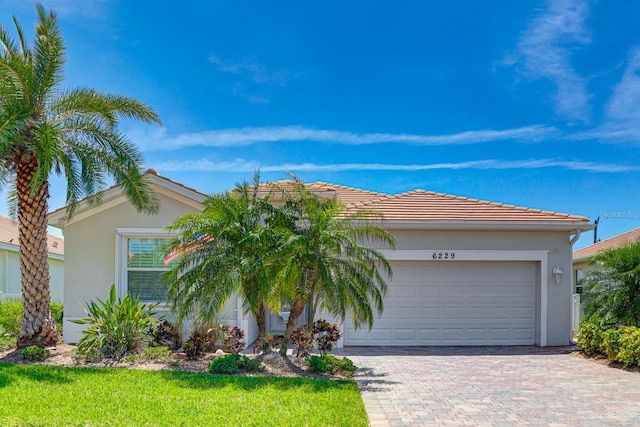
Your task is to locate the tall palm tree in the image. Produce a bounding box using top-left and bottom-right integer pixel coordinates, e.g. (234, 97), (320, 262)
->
(582, 241), (640, 327)
(274, 178), (395, 356)
(165, 175), (282, 344)
(0, 5), (161, 347)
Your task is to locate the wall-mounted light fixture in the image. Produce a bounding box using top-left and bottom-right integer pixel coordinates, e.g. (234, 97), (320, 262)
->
(552, 266), (563, 285)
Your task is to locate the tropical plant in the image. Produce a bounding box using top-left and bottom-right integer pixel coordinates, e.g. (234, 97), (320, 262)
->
(166, 173), (283, 345)
(0, 5), (161, 347)
(147, 319), (181, 350)
(581, 241), (640, 326)
(72, 285), (158, 360)
(312, 319), (342, 355)
(273, 177), (395, 355)
(221, 324), (245, 353)
(290, 325), (314, 357)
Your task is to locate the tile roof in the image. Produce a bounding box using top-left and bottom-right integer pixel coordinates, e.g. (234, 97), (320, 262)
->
(349, 189), (589, 222)
(260, 181), (588, 223)
(258, 180), (386, 204)
(573, 227), (640, 261)
(0, 215), (64, 255)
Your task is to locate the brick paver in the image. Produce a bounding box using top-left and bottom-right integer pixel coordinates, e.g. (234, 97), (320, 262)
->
(336, 346), (640, 427)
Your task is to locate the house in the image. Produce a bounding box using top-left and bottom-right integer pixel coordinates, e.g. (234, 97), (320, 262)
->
(0, 215), (64, 302)
(49, 170), (592, 347)
(572, 227), (640, 293)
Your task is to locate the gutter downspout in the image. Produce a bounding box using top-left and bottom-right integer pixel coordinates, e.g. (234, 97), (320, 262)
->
(570, 229), (581, 247)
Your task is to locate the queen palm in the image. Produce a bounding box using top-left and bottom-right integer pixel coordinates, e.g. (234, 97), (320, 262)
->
(275, 179), (395, 356)
(0, 5), (161, 347)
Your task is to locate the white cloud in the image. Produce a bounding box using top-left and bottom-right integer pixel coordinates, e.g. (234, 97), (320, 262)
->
(155, 158), (637, 174)
(605, 47), (640, 125)
(209, 55), (289, 86)
(130, 125), (559, 151)
(513, 0), (592, 123)
(567, 46), (640, 144)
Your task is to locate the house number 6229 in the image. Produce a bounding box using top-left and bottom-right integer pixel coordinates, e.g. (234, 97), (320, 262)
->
(432, 252), (455, 260)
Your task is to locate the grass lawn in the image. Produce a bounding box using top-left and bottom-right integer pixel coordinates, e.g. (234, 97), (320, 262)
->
(0, 362), (368, 426)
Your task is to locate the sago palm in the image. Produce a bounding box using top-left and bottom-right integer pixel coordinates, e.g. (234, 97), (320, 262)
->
(0, 5), (161, 346)
(274, 178), (395, 355)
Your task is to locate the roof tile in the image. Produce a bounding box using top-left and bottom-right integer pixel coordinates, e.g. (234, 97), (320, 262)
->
(0, 215), (64, 255)
(573, 227), (640, 261)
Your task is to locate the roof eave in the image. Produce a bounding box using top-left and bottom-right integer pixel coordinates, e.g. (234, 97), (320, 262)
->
(382, 220), (594, 232)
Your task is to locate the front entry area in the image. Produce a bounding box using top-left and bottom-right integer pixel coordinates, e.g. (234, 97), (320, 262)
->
(266, 305), (309, 335)
(344, 261), (538, 346)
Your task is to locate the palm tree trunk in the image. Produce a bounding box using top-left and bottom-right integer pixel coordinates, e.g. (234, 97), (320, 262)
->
(255, 299), (267, 342)
(279, 295), (307, 356)
(16, 155), (60, 348)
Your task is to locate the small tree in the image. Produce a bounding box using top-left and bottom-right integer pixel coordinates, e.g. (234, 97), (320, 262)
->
(273, 177), (395, 356)
(581, 241), (640, 327)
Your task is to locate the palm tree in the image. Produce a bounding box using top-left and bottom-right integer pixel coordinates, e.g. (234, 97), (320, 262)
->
(0, 5), (161, 347)
(582, 241), (640, 327)
(274, 178), (395, 356)
(165, 175), (282, 344)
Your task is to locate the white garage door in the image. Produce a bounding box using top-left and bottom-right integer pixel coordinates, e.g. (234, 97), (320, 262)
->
(344, 261), (537, 346)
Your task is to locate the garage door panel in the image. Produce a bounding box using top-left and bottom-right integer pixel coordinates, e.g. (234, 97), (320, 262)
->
(345, 261), (537, 346)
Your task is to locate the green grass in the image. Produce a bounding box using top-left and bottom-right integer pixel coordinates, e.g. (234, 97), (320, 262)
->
(0, 362), (368, 426)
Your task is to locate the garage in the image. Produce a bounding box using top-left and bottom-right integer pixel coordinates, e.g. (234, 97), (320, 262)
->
(344, 261), (537, 346)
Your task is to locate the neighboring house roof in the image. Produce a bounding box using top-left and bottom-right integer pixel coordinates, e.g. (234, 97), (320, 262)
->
(573, 227), (640, 262)
(0, 215), (64, 256)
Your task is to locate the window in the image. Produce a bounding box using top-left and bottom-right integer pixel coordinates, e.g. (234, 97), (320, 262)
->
(117, 230), (175, 303)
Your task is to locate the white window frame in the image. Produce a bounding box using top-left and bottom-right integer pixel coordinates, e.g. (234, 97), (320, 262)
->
(115, 228), (177, 304)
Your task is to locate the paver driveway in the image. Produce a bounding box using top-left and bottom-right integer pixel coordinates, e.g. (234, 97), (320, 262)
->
(337, 346), (640, 427)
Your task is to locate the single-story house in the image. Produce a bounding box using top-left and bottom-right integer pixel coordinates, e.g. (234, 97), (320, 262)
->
(0, 215), (64, 302)
(573, 227), (640, 293)
(49, 170), (592, 347)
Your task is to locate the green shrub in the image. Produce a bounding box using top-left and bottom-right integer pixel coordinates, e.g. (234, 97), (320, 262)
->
(0, 325), (16, 350)
(601, 328), (623, 361)
(20, 345), (50, 361)
(72, 285), (158, 361)
(306, 355), (357, 377)
(209, 353), (264, 375)
(0, 300), (23, 336)
(124, 346), (177, 364)
(50, 301), (64, 333)
(0, 300), (64, 336)
(576, 321), (606, 356)
(616, 327), (640, 367)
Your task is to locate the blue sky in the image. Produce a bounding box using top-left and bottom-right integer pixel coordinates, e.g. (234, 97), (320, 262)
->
(1, 0), (640, 249)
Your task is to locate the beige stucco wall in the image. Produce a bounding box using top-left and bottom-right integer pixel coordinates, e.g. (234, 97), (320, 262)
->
(0, 248), (63, 303)
(62, 192), (239, 343)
